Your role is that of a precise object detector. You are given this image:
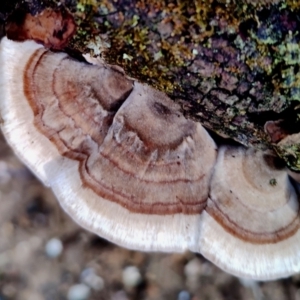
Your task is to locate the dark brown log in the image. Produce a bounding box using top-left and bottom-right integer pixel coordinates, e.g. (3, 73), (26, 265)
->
(2, 0), (300, 170)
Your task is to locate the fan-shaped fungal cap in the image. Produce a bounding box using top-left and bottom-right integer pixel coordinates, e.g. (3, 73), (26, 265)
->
(198, 146), (300, 280)
(0, 37), (217, 252)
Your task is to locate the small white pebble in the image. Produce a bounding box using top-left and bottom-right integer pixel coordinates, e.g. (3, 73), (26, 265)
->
(45, 238), (63, 258)
(122, 266), (142, 288)
(239, 278), (263, 300)
(67, 284), (91, 300)
(184, 258), (208, 291)
(239, 278), (257, 288)
(184, 258), (202, 279)
(80, 268), (104, 291)
(178, 290), (191, 300)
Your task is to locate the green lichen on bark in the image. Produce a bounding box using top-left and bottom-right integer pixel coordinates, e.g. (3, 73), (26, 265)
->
(69, 0), (300, 171)
(277, 143), (300, 171)
(2, 0), (300, 170)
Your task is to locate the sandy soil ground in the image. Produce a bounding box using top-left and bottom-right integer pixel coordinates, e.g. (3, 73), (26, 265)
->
(0, 132), (299, 300)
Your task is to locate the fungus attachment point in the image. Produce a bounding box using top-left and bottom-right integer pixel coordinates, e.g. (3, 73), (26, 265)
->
(0, 37), (217, 252)
(5, 7), (76, 49)
(264, 120), (289, 143)
(199, 146), (300, 280)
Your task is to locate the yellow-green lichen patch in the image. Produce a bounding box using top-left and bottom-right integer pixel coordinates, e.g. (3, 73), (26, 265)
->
(70, 0), (251, 95)
(64, 0), (300, 170)
(276, 143), (300, 171)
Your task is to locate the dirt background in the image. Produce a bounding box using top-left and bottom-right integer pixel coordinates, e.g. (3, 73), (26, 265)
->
(0, 132), (299, 300)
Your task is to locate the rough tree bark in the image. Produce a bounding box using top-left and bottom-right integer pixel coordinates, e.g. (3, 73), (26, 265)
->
(1, 0), (300, 170)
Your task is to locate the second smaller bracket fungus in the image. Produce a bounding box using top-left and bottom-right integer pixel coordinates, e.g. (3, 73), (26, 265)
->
(0, 37), (217, 253)
(199, 146), (300, 280)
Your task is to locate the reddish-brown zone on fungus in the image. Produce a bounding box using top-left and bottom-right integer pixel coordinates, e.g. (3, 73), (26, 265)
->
(22, 45), (217, 215)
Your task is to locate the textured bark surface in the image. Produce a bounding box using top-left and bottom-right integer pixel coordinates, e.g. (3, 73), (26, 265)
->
(2, 0), (300, 170)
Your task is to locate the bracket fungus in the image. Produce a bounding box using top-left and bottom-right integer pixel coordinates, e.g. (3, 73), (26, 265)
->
(1, 37), (300, 280)
(200, 146), (300, 280)
(0, 37), (217, 252)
